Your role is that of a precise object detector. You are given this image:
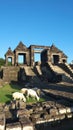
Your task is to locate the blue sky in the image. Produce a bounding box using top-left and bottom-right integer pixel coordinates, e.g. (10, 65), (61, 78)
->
(0, 0), (73, 63)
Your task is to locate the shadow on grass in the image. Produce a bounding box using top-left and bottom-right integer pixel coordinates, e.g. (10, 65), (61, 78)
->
(9, 81), (24, 92)
(5, 94), (13, 104)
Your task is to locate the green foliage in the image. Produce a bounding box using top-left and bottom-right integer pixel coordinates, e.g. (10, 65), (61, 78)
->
(0, 58), (12, 67)
(0, 58), (5, 67)
(8, 62), (12, 66)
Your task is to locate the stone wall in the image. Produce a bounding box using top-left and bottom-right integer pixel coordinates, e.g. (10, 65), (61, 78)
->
(2, 66), (20, 83)
(0, 101), (35, 130)
(0, 99), (73, 130)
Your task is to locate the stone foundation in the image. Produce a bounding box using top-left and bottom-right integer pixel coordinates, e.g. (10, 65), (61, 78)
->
(0, 100), (73, 130)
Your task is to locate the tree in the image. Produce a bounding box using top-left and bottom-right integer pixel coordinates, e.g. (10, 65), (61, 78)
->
(0, 58), (5, 67)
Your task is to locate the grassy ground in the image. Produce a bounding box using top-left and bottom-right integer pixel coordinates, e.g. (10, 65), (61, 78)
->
(0, 84), (45, 103)
(0, 84), (21, 103)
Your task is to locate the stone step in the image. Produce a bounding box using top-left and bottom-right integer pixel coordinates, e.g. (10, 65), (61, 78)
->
(24, 66), (36, 76)
(48, 63), (73, 83)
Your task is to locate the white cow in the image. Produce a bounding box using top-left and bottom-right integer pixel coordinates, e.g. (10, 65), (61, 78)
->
(12, 92), (26, 102)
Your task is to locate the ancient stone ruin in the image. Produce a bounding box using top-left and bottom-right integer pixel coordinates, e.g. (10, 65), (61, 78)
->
(1, 98), (73, 130)
(0, 41), (73, 85)
(5, 42), (67, 66)
(0, 42), (73, 130)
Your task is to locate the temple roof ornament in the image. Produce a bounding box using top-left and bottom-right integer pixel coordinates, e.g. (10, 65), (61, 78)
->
(14, 41), (27, 51)
(5, 47), (14, 56)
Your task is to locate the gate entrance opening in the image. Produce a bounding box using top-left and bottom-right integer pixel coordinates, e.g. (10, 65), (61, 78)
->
(8, 57), (12, 65)
(18, 53), (26, 65)
(53, 55), (59, 64)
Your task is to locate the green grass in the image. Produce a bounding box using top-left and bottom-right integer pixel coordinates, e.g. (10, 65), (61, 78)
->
(0, 84), (45, 103)
(0, 84), (21, 103)
(26, 96), (45, 103)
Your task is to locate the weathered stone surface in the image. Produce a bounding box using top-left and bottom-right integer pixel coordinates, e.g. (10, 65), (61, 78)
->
(0, 112), (5, 130)
(43, 113), (51, 120)
(31, 112), (41, 119)
(0, 98), (73, 130)
(33, 106), (43, 112)
(66, 113), (73, 119)
(9, 101), (16, 110)
(58, 108), (66, 114)
(49, 108), (59, 116)
(19, 116), (34, 130)
(4, 104), (10, 111)
(6, 122), (21, 130)
(18, 100), (26, 109)
(23, 126), (34, 130)
(27, 108), (33, 115)
(0, 112), (5, 120)
(17, 109), (30, 118)
(0, 124), (5, 130)
(0, 79), (4, 88)
(42, 102), (50, 109)
(58, 114), (65, 120)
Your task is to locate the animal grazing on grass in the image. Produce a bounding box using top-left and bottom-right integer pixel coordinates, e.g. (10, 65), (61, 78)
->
(32, 87), (41, 96)
(27, 89), (40, 101)
(21, 88), (28, 95)
(12, 92), (26, 102)
(21, 88), (40, 101)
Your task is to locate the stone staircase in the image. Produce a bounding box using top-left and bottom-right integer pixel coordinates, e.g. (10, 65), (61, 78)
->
(62, 63), (73, 77)
(35, 65), (42, 76)
(58, 63), (73, 79)
(1, 63), (73, 85)
(0, 65), (46, 87)
(50, 64), (67, 75)
(24, 66), (36, 76)
(48, 62), (73, 83)
(21, 66), (43, 87)
(65, 63), (73, 73)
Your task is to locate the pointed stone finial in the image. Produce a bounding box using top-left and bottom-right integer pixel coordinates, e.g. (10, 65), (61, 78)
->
(8, 47), (11, 50)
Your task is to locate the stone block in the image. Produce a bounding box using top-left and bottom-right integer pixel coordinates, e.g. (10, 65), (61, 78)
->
(23, 125), (34, 130)
(18, 100), (26, 109)
(17, 109), (30, 118)
(49, 108), (58, 116)
(19, 116), (34, 130)
(66, 113), (72, 119)
(6, 122), (21, 130)
(58, 108), (66, 114)
(0, 112), (5, 130)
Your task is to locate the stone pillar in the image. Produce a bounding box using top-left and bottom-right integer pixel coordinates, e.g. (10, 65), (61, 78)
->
(59, 53), (62, 63)
(30, 47), (34, 66)
(47, 50), (51, 63)
(25, 53), (28, 65)
(12, 56), (14, 65)
(5, 56), (8, 66)
(15, 52), (18, 65)
(26, 52), (30, 66)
